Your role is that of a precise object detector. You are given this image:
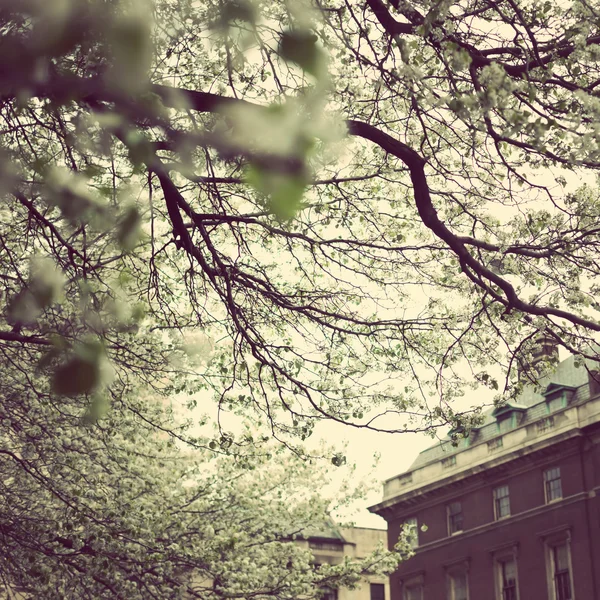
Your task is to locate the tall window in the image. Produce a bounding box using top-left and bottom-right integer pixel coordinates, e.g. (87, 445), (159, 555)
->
(493, 485), (511, 519)
(447, 501), (463, 535)
(370, 583), (385, 600)
(403, 517), (419, 548)
(499, 558), (518, 600)
(552, 544), (573, 600)
(544, 467), (563, 502)
(449, 571), (468, 600)
(403, 574), (424, 600)
(404, 585), (423, 600)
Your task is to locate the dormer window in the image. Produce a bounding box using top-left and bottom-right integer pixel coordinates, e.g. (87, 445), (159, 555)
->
(542, 383), (576, 414)
(498, 415), (514, 433)
(448, 425), (479, 448)
(492, 403), (526, 433)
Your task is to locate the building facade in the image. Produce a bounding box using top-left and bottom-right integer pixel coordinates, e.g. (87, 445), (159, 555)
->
(370, 353), (600, 600)
(299, 525), (390, 600)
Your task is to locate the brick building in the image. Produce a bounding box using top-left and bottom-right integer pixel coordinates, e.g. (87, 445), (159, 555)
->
(369, 351), (600, 600)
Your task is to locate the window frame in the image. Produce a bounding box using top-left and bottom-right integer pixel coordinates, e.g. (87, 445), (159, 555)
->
(487, 437), (504, 453)
(444, 557), (471, 600)
(552, 544), (573, 600)
(370, 582), (385, 600)
(544, 467), (563, 503)
(403, 516), (419, 549)
(541, 529), (575, 600)
(493, 548), (520, 600)
(497, 414), (515, 433)
(446, 567), (469, 600)
(403, 584), (423, 600)
(493, 485), (511, 520)
(446, 501), (463, 536)
(401, 571), (424, 600)
(547, 393), (566, 413)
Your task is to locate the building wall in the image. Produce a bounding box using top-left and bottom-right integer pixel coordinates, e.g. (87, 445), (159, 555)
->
(383, 432), (600, 600)
(372, 359), (600, 600)
(306, 527), (390, 600)
(340, 528), (389, 600)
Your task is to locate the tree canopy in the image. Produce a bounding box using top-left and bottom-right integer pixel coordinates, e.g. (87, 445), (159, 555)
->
(3, 0), (600, 591)
(5, 0), (600, 436)
(1, 382), (402, 598)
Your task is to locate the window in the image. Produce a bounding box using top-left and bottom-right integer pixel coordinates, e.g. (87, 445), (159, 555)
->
(449, 571), (468, 600)
(321, 588), (338, 600)
(547, 395), (565, 413)
(404, 585), (423, 600)
(370, 583), (385, 600)
(498, 415), (514, 433)
(498, 558), (518, 600)
(543, 383), (576, 413)
(494, 485), (511, 519)
(403, 517), (419, 548)
(447, 501), (463, 535)
(537, 417), (555, 433)
(442, 455), (457, 469)
(551, 544), (573, 600)
(542, 531), (574, 600)
(589, 370), (600, 396)
(493, 548), (519, 600)
(488, 437), (503, 452)
(544, 467), (562, 502)
(402, 573), (424, 600)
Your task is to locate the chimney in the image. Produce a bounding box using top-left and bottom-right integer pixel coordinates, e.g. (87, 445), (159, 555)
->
(517, 334), (559, 383)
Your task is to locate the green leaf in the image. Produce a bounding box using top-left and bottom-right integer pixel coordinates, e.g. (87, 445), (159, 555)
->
(246, 164), (308, 220)
(269, 175), (307, 220)
(7, 290), (41, 325)
(279, 30), (323, 77)
(82, 394), (111, 424)
(116, 206), (142, 251)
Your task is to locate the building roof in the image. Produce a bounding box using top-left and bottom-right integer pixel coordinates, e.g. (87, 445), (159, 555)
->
(407, 355), (591, 471)
(300, 519), (346, 542)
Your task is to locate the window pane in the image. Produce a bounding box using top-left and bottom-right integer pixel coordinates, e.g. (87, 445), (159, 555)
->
(494, 486), (511, 518)
(448, 502), (461, 515)
(555, 572), (572, 600)
(548, 395), (564, 412)
(553, 544), (572, 600)
(499, 557), (517, 600)
(498, 416), (513, 432)
(405, 585), (422, 600)
(544, 467), (562, 502)
(404, 517), (419, 548)
(451, 572), (468, 600)
(554, 544), (569, 571)
(447, 502), (463, 534)
(370, 583), (385, 600)
(501, 558), (516, 584)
